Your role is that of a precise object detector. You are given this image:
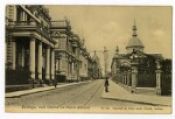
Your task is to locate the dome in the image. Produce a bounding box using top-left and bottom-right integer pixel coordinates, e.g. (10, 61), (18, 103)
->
(126, 37), (144, 49)
(126, 21), (144, 53)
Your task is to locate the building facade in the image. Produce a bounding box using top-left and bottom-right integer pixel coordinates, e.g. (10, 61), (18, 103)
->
(50, 20), (80, 82)
(50, 21), (92, 82)
(6, 5), (56, 87)
(5, 5), (95, 91)
(91, 51), (102, 79)
(111, 22), (172, 95)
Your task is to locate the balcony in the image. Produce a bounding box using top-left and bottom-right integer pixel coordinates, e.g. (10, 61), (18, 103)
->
(7, 21), (51, 40)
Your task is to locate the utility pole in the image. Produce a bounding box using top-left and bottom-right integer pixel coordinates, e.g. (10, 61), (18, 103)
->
(104, 46), (108, 79)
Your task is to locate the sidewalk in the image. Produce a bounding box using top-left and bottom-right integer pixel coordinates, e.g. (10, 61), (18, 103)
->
(102, 79), (172, 106)
(6, 81), (91, 98)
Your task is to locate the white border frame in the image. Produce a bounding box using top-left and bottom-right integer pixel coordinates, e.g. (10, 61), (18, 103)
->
(0, 0), (174, 119)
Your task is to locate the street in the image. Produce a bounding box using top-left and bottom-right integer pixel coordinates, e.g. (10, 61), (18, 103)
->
(4, 5), (172, 115)
(6, 80), (150, 107)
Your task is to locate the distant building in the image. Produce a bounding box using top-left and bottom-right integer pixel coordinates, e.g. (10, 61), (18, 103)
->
(50, 21), (92, 82)
(111, 22), (172, 95)
(50, 20), (80, 82)
(79, 46), (89, 81)
(91, 51), (102, 79)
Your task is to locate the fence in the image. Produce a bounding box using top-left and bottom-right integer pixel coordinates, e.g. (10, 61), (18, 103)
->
(6, 67), (30, 85)
(160, 59), (172, 95)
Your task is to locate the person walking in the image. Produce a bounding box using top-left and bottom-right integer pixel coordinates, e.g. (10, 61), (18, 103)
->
(104, 78), (109, 92)
(54, 79), (57, 88)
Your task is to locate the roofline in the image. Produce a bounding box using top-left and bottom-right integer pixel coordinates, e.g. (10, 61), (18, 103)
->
(126, 45), (144, 49)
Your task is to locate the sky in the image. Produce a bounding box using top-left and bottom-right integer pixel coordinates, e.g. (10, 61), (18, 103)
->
(46, 6), (172, 73)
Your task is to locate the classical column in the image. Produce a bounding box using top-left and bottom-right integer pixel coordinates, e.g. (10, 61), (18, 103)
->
(77, 62), (79, 81)
(74, 62), (77, 81)
(156, 60), (162, 95)
(124, 74), (126, 85)
(131, 63), (138, 93)
(19, 10), (23, 21)
(22, 11), (26, 21)
(72, 62), (75, 76)
(38, 42), (42, 80)
(29, 38), (35, 80)
(71, 61), (74, 81)
(12, 39), (16, 70)
(76, 62), (79, 81)
(51, 49), (55, 80)
(20, 11), (26, 25)
(45, 47), (50, 80)
(122, 73), (124, 84)
(68, 58), (72, 81)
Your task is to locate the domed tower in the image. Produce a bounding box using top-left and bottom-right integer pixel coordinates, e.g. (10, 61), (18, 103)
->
(126, 21), (144, 54)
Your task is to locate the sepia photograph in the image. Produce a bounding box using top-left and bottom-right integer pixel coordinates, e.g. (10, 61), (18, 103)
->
(5, 5), (172, 113)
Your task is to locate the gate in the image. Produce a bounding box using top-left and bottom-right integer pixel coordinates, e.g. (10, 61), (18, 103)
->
(138, 70), (156, 87)
(137, 57), (156, 87)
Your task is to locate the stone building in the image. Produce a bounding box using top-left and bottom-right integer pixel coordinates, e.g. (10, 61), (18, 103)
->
(111, 22), (172, 95)
(87, 55), (94, 80)
(50, 20), (80, 82)
(91, 51), (102, 79)
(79, 46), (90, 80)
(5, 5), (94, 91)
(50, 20), (91, 82)
(6, 5), (56, 87)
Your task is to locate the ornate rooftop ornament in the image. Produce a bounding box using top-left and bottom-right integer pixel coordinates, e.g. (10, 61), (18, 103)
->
(126, 20), (144, 54)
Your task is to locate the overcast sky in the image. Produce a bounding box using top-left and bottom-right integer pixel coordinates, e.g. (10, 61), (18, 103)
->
(46, 6), (172, 73)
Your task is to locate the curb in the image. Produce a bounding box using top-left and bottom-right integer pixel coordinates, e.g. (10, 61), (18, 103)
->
(102, 96), (170, 106)
(5, 87), (54, 98)
(6, 81), (91, 98)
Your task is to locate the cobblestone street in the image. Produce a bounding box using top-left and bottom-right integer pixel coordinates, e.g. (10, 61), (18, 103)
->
(6, 80), (149, 107)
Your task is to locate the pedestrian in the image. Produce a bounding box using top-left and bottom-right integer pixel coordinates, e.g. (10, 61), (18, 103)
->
(104, 78), (109, 92)
(54, 79), (57, 88)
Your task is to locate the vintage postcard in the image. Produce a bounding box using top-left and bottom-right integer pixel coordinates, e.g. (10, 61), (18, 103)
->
(5, 5), (172, 113)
